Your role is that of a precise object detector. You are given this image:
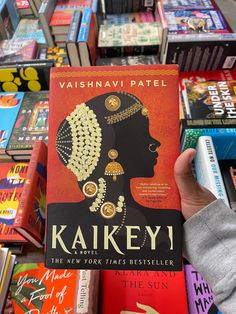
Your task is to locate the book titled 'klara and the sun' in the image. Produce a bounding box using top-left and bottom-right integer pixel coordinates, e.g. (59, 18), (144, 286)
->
(46, 65), (181, 270)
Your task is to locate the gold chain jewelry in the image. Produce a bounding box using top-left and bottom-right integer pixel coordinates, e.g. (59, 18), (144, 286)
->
(56, 103), (102, 182)
(89, 178), (106, 212)
(105, 102), (143, 125)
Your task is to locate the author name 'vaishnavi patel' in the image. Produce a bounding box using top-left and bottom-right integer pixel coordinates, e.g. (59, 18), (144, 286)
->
(58, 79), (168, 89)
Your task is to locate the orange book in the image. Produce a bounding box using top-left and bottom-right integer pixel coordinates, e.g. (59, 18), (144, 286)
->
(13, 141), (47, 248)
(10, 263), (99, 313)
(46, 65), (181, 270)
(0, 162), (28, 244)
(100, 270), (188, 314)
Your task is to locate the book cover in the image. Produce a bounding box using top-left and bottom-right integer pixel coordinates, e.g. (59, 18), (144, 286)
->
(7, 91), (49, 156)
(182, 80), (236, 119)
(0, 92), (24, 154)
(166, 10), (230, 34)
(185, 264), (222, 314)
(179, 70), (236, 91)
(0, 60), (53, 93)
(77, 7), (97, 66)
(0, 39), (37, 63)
(49, 0), (92, 28)
(13, 18), (46, 45)
(166, 33), (236, 71)
(181, 127), (236, 160)
(96, 55), (159, 66)
(46, 65), (182, 270)
(163, 0), (214, 10)
(104, 12), (155, 24)
(98, 23), (161, 57)
(100, 270), (188, 314)
(13, 141), (47, 248)
(219, 159), (236, 211)
(0, 162), (29, 243)
(38, 47), (69, 68)
(10, 263), (99, 313)
(194, 136), (230, 206)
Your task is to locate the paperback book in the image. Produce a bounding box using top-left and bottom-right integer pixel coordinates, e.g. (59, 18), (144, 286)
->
(46, 65), (182, 270)
(185, 264), (222, 314)
(7, 91), (49, 157)
(0, 60), (53, 93)
(194, 136), (230, 206)
(0, 162), (28, 244)
(100, 270), (188, 314)
(182, 80), (236, 119)
(0, 92), (24, 156)
(0, 39), (37, 63)
(10, 263), (99, 313)
(13, 141), (47, 248)
(162, 0), (214, 10)
(166, 10), (229, 34)
(98, 23), (161, 57)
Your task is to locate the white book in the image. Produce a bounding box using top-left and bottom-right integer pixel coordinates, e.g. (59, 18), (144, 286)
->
(195, 136), (230, 206)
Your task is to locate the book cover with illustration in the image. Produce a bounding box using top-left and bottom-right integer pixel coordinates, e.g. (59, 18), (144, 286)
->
(219, 159), (236, 211)
(166, 10), (229, 34)
(0, 92), (24, 155)
(7, 91), (49, 157)
(0, 39), (37, 63)
(46, 65), (182, 270)
(0, 162), (28, 243)
(13, 141), (47, 248)
(9, 263), (99, 313)
(182, 80), (236, 119)
(98, 23), (161, 58)
(162, 0), (214, 10)
(185, 264), (222, 314)
(181, 127), (236, 160)
(100, 270), (188, 314)
(0, 60), (53, 93)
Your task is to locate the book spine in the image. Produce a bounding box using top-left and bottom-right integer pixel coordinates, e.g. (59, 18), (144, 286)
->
(195, 136), (230, 206)
(67, 10), (81, 43)
(38, 0), (57, 47)
(14, 141), (46, 246)
(77, 8), (92, 43)
(219, 160), (236, 211)
(28, 0), (39, 17)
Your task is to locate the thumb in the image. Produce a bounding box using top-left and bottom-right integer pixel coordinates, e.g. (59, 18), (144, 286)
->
(174, 148), (200, 198)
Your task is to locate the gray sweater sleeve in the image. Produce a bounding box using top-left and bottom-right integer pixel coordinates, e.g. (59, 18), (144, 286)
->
(183, 199), (236, 314)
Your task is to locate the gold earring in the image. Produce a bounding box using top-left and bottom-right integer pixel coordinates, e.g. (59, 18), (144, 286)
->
(104, 149), (124, 182)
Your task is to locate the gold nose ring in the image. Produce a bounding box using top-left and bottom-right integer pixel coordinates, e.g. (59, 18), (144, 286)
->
(149, 144), (156, 152)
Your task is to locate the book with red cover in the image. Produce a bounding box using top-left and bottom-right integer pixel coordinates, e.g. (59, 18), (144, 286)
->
(10, 263), (99, 313)
(100, 270), (188, 314)
(13, 141), (47, 248)
(0, 162), (28, 244)
(46, 65), (182, 270)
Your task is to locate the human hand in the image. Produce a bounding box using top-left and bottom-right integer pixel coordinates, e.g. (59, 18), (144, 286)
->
(174, 148), (216, 220)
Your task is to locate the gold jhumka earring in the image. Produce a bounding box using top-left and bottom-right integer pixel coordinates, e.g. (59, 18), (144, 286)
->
(104, 149), (124, 182)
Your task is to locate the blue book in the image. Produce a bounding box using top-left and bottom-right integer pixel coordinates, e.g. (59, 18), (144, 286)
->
(0, 92), (24, 154)
(77, 7), (97, 66)
(181, 127), (236, 160)
(66, 10), (82, 66)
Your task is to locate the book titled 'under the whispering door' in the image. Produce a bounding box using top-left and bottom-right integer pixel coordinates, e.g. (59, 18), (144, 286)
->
(46, 65), (181, 270)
